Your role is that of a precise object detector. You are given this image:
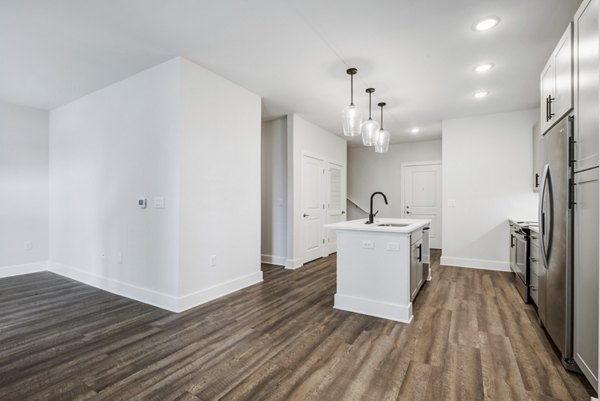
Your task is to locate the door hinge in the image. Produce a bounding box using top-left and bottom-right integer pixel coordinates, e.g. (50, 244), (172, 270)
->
(569, 178), (577, 209)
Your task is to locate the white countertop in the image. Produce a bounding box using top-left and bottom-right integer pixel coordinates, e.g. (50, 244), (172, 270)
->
(325, 218), (430, 234)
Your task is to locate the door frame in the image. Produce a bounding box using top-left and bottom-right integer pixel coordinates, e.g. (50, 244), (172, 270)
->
(400, 160), (442, 247)
(326, 161), (346, 255)
(300, 151), (328, 264)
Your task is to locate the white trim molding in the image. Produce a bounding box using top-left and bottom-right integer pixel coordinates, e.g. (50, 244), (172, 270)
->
(285, 258), (302, 269)
(178, 271), (263, 312)
(334, 293), (413, 323)
(440, 256), (510, 272)
(261, 254), (286, 266)
(0, 261), (48, 278)
(5, 262), (264, 314)
(48, 262), (180, 312)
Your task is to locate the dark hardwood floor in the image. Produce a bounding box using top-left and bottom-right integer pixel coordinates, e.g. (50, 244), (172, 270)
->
(0, 251), (593, 400)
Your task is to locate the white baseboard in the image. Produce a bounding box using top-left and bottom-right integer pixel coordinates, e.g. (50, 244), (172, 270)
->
(7, 261), (264, 314)
(440, 256), (510, 272)
(334, 293), (413, 323)
(285, 258), (302, 270)
(48, 262), (179, 312)
(261, 254), (286, 266)
(178, 271), (263, 312)
(0, 261), (48, 278)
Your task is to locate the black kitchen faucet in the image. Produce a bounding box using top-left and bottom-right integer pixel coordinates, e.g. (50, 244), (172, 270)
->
(366, 192), (388, 224)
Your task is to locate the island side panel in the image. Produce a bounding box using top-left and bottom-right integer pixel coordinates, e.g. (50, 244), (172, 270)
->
(334, 229), (413, 323)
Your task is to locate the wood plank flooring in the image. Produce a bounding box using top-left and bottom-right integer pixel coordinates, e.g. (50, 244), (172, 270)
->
(0, 251), (593, 400)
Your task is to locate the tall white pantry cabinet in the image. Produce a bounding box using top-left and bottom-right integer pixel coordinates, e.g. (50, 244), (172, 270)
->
(572, 0), (599, 390)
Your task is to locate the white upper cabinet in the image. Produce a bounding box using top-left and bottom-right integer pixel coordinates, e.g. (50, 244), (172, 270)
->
(573, 0), (599, 173)
(540, 23), (573, 135)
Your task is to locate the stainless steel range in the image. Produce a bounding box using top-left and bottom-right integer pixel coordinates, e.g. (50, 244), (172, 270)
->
(509, 220), (538, 302)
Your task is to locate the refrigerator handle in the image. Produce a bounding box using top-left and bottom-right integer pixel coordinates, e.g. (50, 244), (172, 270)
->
(539, 163), (551, 270)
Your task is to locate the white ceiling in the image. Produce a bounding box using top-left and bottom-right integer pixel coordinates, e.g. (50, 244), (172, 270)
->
(0, 0), (581, 144)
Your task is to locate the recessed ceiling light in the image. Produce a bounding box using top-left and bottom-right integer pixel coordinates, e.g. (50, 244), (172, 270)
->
(473, 91), (489, 98)
(473, 17), (500, 32)
(474, 63), (494, 73)
(410, 128), (420, 134)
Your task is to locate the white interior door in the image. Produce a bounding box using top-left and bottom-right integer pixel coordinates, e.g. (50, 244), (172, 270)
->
(302, 155), (326, 263)
(402, 162), (442, 249)
(327, 162), (346, 254)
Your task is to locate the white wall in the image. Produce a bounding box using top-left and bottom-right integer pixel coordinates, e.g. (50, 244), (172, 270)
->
(0, 101), (49, 276)
(441, 108), (539, 270)
(178, 58), (262, 308)
(287, 114), (347, 268)
(261, 117), (288, 265)
(49, 58), (182, 307)
(347, 139), (442, 218)
(49, 57), (262, 311)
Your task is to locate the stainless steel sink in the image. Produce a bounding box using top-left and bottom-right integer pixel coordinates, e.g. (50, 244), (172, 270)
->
(376, 223), (410, 227)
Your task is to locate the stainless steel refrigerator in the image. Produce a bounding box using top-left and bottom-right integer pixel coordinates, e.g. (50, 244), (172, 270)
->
(538, 113), (576, 370)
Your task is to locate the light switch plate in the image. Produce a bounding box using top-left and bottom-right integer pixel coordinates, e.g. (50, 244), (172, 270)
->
(386, 242), (400, 251)
(153, 197), (165, 209)
(448, 199), (457, 207)
(361, 240), (374, 249)
(138, 198), (147, 209)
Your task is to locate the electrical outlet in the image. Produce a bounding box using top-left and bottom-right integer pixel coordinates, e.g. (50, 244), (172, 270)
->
(361, 240), (374, 249)
(24, 241), (32, 251)
(210, 255), (217, 267)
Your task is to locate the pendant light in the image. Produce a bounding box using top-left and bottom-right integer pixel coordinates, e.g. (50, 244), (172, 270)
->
(361, 88), (379, 146)
(341, 68), (362, 136)
(374, 102), (390, 153)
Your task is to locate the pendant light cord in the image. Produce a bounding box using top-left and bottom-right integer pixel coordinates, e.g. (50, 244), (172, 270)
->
(368, 92), (372, 119)
(380, 105), (384, 129)
(350, 73), (354, 106)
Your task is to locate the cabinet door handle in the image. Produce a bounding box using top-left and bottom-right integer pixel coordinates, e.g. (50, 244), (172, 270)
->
(418, 243), (422, 262)
(529, 257), (538, 262)
(545, 96), (550, 121)
(548, 95), (555, 119)
(535, 173), (539, 188)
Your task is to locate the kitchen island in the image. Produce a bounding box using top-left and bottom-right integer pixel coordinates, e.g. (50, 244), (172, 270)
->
(325, 218), (431, 323)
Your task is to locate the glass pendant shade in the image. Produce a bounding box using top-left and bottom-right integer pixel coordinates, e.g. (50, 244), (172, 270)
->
(361, 118), (379, 146)
(342, 68), (362, 136)
(374, 128), (390, 153)
(361, 87), (378, 145)
(342, 104), (362, 136)
(374, 101), (390, 153)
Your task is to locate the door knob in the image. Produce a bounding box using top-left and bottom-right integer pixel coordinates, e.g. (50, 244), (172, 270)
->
(303, 213), (309, 217)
